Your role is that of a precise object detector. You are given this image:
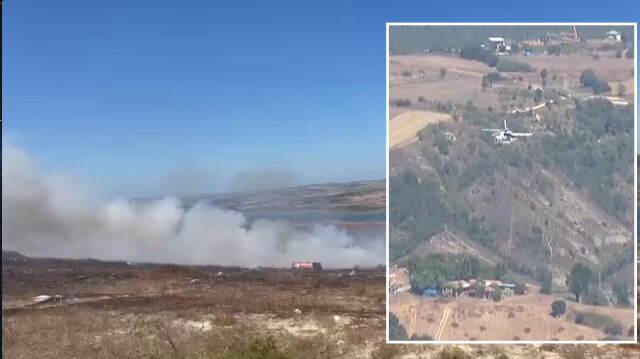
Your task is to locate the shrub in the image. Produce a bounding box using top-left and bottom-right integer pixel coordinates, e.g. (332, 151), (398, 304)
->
(540, 273), (553, 295)
(438, 347), (471, 359)
(487, 71), (504, 83)
(391, 99), (412, 107)
(591, 80), (611, 94)
(401, 70), (412, 77)
(548, 45), (561, 56)
(551, 300), (566, 318)
(605, 323), (622, 336)
(533, 88), (543, 103)
(540, 68), (548, 79)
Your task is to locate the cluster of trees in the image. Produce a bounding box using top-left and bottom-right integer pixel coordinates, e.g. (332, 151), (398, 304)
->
(389, 168), (499, 260)
(408, 253), (482, 292)
(536, 99), (633, 220)
(459, 45), (533, 75)
(460, 44), (498, 66)
(389, 171), (452, 260)
(565, 262), (630, 306)
(495, 58), (534, 73)
(579, 69), (611, 94)
(407, 253), (526, 298)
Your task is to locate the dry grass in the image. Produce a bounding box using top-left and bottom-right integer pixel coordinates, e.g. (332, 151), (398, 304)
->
(388, 110), (451, 149)
(2, 260), (385, 359)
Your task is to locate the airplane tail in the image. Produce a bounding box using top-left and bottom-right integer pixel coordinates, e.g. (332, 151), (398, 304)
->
(503, 120), (507, 130)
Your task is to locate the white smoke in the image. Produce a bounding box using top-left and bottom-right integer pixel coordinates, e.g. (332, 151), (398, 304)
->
(1, 144), (385, 268)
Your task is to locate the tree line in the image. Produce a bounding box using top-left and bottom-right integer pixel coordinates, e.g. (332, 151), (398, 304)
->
(389, 25), (635, 54)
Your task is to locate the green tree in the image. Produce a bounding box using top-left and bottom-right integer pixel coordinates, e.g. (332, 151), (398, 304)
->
(493, 262), (508, 280)
(514, 281), (526, 295)
(612, 282), (630, 306)
(566, 263), (593, 303)
(540, 273), (553, 295)
(591, 80), (611, 94)
(492, 286), (503, 302)
(580, 69), (598, 88)
(551, 300), (566, 318)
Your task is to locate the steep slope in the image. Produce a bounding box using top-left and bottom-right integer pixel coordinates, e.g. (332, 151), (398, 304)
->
(390, 97), (634, 294)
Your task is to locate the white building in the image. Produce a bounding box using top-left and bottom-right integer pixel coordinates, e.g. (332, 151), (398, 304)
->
(606, 30), (622, 42)
(488, 37), (509, 54)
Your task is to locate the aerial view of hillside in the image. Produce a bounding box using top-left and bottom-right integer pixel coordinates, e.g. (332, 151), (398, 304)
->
(388, 24), (636, 342)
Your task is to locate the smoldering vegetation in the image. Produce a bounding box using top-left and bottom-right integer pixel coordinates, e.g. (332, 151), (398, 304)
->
(2, 145), (384, 268)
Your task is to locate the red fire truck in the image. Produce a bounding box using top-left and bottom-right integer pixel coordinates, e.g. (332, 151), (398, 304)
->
(291, 262), (323, 270)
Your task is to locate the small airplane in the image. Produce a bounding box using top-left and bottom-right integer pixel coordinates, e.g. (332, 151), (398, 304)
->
(482, 120), (532, 145)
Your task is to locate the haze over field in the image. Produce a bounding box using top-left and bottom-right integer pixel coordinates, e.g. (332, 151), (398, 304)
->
(2, 144), (385, 268)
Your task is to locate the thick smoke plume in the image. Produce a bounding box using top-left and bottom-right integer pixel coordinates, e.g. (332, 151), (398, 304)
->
(2, 145), (384, 268)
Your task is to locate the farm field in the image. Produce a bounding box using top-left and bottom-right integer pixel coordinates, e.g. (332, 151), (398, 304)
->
(389, 110), (451, 149)
(390, 291), (634, 341)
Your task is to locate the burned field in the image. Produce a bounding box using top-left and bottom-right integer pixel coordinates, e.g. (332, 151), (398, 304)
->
(2, 253), (386, 358)
(6, 255), (640, 358)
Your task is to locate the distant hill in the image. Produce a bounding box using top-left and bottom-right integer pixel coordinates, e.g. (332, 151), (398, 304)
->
(136, 180), (386, 213)
(389, 25), (635, 54)
(2, 250), (31, 263)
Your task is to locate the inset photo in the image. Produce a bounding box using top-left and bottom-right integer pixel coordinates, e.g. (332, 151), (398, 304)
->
(387, 23), (637, 343)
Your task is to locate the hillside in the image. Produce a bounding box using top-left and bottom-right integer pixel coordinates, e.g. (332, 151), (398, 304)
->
(389, 70), (634, 305)
(136, 180), (386, 213)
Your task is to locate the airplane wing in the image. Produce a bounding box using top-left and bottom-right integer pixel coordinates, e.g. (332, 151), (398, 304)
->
(510, 132), (532, 137)
(481, 129), (502, 132)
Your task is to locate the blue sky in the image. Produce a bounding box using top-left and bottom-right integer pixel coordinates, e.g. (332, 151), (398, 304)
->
(3, 0), (639, 197)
